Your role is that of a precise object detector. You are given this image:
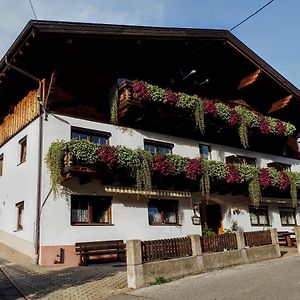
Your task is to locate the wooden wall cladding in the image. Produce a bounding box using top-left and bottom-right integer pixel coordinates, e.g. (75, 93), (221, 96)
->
(0, 90), (39, 146)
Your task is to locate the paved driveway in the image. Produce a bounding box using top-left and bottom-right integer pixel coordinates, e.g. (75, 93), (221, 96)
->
(0, 243), (128, 299)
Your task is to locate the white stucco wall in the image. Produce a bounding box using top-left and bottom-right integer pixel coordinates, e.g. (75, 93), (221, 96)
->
(0, 118), (40, 256)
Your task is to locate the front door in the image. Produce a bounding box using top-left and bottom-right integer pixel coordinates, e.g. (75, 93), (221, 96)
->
(201, 203), (222, 234)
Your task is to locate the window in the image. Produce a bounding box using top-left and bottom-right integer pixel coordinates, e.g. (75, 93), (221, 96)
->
(19, 137), (27, 164)
(267, 162), (291, 171)
(71, 195), (111, 225)
(144, 140), (173, 155)
(199, 144), (211, 160)
(71, 128), (110, 145)
(0, 154), (3, 176)
(225, 155), (256, 165)
(249, 206), (270, 226)
(279, 208), (296, 226)
(148, 200), (179, 225)
(16, 201), (24, 230)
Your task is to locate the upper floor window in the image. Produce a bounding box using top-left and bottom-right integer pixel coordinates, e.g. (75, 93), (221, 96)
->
(249, 206), (270, 226)
(71, 128), (110, 145)
(148, 199), (179, 225)
(0, 154), (3, 176)
(16, 201), (24, 230)
(226, 155), (256, 166)
(199, 144), (211, 160)
(71, 195), (112, 225)
(267, 162), (291, 171)
(144, 140), (173, 155)
(19, 137), (27, 164)
(279, 207), (296, 226)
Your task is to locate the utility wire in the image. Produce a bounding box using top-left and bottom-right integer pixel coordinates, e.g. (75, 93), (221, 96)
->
(230, 0), (275, 32)
(28, 0), (38, 20)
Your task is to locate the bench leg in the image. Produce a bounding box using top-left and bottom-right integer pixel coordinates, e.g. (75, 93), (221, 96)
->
(79, 253), (88, 266)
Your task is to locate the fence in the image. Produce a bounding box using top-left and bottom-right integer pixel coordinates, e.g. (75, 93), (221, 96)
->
(244, 230), (272, 247)
(201, 233), (238, 253)
(141, 237), (192, 262)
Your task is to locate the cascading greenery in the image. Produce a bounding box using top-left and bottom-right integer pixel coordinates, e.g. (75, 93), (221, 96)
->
(46, 140), (300, 206)
(194, 97), (205, 134)
(110, 85), (119, 125)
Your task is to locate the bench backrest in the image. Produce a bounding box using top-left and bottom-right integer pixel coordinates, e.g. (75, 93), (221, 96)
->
(75, 240), (125, 253)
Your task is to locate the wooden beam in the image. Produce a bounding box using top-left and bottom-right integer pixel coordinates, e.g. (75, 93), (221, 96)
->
(268, 95), (292, 113)
(237, 69), (261, 90)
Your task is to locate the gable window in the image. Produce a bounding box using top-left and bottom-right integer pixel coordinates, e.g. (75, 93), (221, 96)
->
(226, 155), (256, 166)
(71, 128), (110, 145)
(19, 137), (27, 164)
(144, 140), (173, 155)
(0, 154), (3, 176)
(199, 144), (211, 160)
(279, 207), (296, 226)
(16, 201), (24, 230)
(71, 195), (111, 225)
(148, 200), (179, 225)
(267, 162), (291, 171)
(249, 206), (270, 226)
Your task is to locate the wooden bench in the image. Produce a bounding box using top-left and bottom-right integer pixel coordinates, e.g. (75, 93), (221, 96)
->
(75, 240), (126, 266)
(278, 231), (296, 247)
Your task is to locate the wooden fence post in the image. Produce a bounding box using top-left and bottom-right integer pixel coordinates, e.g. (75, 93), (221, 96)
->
(126, 240), (145, 289)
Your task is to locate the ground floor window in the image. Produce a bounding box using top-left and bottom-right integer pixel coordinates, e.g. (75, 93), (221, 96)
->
(16, 201), (24, 230)
(71, 195), (111, 225)
(249, 206), (270, 226)
(148, 199), (179, 225)
(279, 207), (296, 226)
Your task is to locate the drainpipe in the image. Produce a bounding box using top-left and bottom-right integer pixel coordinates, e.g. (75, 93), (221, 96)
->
(5, 57), (44, 264)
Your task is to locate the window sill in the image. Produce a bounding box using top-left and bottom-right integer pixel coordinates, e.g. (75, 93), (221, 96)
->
(281, 224), (297, 227)
(71, 223), (114, 226)
(250, 224), (271, 227)
(17, 160), (26, 166)
(149, 223), (182, 226)
(14, 228), (23, 232)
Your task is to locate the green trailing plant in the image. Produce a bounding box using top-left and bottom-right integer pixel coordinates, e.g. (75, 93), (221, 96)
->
(235, 106), (249, 148)
(200, 159), (210, 199)
(145, 83), (165, 103)
(134, 148), (152, 191)
(110, 85), (119, 124)
(153, 276), (171, 285)
(207, 160), (227, 180)
(248, 173), (261, 207)
(66, 139), (98, 164)
(287, 172), (298, 207)
(178, 92), (196, 110)
(215, 102), (231, 121)
(166, 154), (188, 175)
(202, 227), (216, 237)
(194, 96), (205, 133)
(45, 140), (66, 196)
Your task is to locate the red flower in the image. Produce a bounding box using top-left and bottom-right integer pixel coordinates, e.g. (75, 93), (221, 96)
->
(279, 171), (290, 191)
(259, 169), (271, 189)
(165, 89), (179, 106)
(226, 165), (241, 183)
(186, 158), (202, 181)
(132, 80), (151, 102)
(204, 100), (217, 116)
(259, 117), (271, 134)
(96, 145), (118, 169)
(275, 120), (286, 136)
(152, 154), (175, 176)
(228, 108), (240, 126)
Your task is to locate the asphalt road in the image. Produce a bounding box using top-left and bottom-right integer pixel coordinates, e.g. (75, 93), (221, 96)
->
(108, 255), (300, 300)
(0, 268), (24, 300)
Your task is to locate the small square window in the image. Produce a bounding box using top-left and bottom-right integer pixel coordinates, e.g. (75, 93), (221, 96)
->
(279, 208), (296, 226)
(249, 206), (270, 226)
(16, 201), (24, 230)
(19, 137), (27, 164)
(0, 154), (3, 176)
(148, 200), (179, 225)
(71, 195), (112, 225)
(144, 140), (173, 155)
(71, 128), (110, 145)
(199, 144), (211, 160)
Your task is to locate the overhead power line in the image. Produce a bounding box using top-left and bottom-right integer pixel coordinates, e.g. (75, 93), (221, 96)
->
(28, 0), (38, 20)
(230, 0), (275, 32)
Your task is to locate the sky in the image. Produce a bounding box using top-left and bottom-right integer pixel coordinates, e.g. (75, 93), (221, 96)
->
(0, 0), (300, 87)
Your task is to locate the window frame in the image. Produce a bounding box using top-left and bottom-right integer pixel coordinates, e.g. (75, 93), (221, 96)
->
(15, 201), (24, 231)
(0, 154), (3, 177)
(148, 199), (179, 226)
(144, 139), (173, 155)
(279, 207), (297, 226)
(199, 143), (211, 160)
(18, 136), (27, 164)
(267, 162), (291, 171)
(70, 195), (112, 226)
(249, 206), (270, 226)
(71, 127), (111, 145)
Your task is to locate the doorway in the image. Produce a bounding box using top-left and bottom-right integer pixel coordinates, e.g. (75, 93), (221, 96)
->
(200, 203), (223, 234)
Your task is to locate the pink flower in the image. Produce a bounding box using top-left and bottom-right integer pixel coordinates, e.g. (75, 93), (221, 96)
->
(96, 145), (118, 169)
(132, 80), (151, 102)
(259, 117), (271, 134)
(228, 108), (240, 126)
(186, 158), (202, 181)
(165, 89), (179, 106)
(204, 100), (217, 116)
(226, 165), (241, 183)
(279, 171), (290, 191)
(259, 169), (271, 189)
(275, 120), (286, 136)
(152, 154), (175, 176)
